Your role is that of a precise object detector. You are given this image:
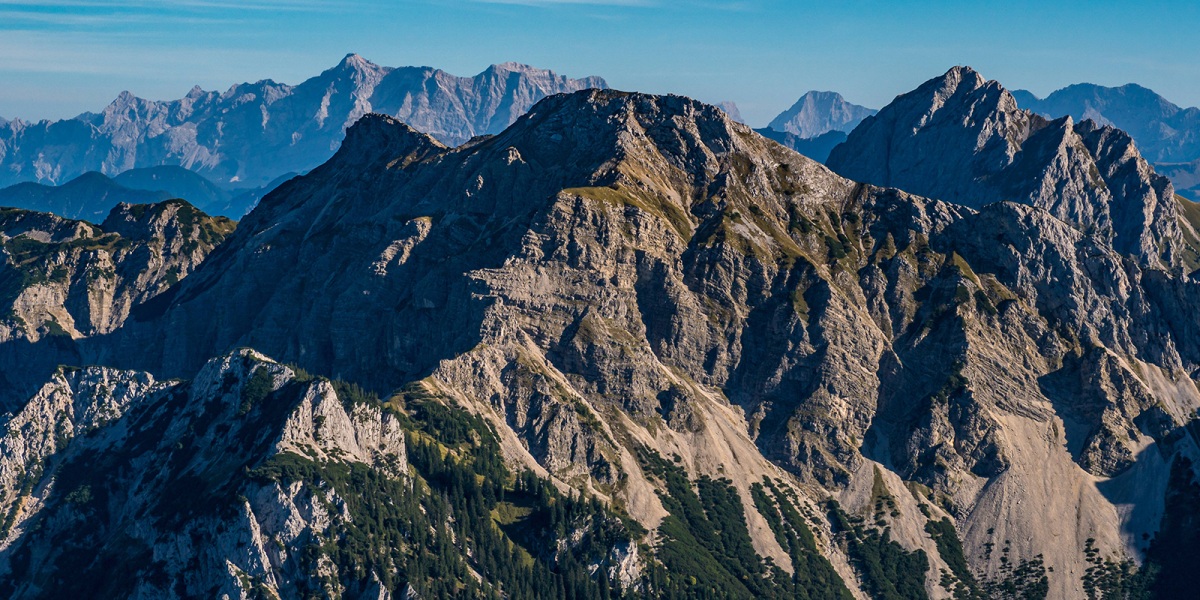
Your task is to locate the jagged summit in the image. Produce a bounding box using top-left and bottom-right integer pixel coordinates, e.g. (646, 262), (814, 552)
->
(826, 65), (1183, 269)
(491, 61), (545, 73)
(112, 90), (138, 104)
(323, 52), (389, 83)
(939, 64), (985, 87)
(1013, 81), (1200, 174)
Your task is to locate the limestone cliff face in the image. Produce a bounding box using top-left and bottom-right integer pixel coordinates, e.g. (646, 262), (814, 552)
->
(3, 81), (1200, 598)
(826, 67), (1185, 270)
(0, 199), (233, 346)
(0, 350), (412, 599)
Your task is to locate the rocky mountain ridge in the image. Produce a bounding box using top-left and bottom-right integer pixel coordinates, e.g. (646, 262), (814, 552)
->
(826, 66), (1189, 271)
(2, 75), (1200, 598)
(0, 350), (421, 597)
(0, 54), (606, 189)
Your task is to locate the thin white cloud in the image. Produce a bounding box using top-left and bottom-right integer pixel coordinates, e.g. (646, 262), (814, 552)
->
(0, 9), (237, 26)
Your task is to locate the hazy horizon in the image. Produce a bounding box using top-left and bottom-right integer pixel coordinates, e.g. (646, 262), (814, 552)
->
(2, 1), (1198, 126)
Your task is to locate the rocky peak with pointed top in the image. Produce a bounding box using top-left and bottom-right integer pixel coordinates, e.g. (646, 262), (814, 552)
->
(323, 52), (390, 86)
(826, 66), (1184, 269)
(183, 84), (207, 101)
(112, 90), (138, 105)
(338, 52), (374, 70)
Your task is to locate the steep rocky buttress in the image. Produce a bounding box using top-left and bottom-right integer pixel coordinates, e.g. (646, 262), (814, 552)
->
(0, 199), (233, 344)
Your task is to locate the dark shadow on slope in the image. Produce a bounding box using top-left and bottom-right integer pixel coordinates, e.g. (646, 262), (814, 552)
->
(0, 336), (82, 412)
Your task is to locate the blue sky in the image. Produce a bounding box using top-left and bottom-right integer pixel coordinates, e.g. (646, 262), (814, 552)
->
(1, 0), (1197, 126)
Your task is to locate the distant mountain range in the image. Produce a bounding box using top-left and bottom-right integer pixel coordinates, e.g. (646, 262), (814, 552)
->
(0, 173), (172, 223)
(0, 55), (606, 190)
(0, 166), (288, 220)
(11, 60), (1200, 223)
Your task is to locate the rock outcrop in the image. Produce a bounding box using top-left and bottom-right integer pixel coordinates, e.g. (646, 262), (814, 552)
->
(0, 199), (234, 350)
(0, 350), (418, 598)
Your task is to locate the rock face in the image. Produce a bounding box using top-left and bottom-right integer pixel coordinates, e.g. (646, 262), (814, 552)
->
(0, 350), (417, 598)
(826, 66), (1187, 269)
(7, 86), (1179, 597)
(0, 200), (234, 353)
(0, 54), (607, 189)
(4, 79), (1200, 599)
(768, 91), (877, 138)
